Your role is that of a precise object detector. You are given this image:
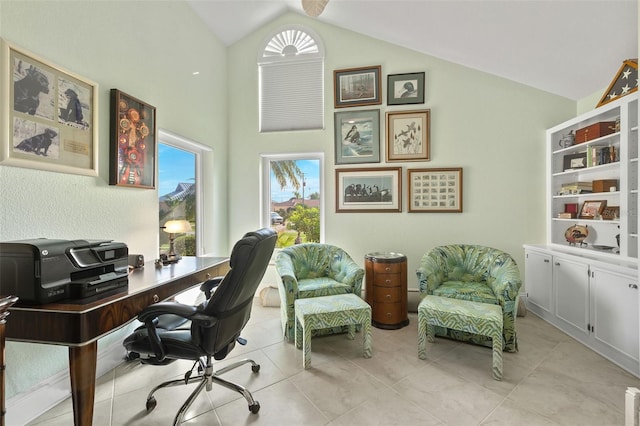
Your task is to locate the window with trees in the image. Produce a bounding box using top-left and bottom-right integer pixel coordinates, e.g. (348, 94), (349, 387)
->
(262, 154), (323, 247)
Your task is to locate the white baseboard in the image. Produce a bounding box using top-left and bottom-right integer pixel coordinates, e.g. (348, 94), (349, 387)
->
(6, 341), (127, 426)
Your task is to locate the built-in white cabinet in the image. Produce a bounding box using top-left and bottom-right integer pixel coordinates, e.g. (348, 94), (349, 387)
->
(524, 250), (552, 315)
(524, 93), (640, 377)
(524, 246), (639, 376)
(547, 93), (638, 262)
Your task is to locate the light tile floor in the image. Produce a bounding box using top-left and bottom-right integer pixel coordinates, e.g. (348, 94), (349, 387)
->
(28, 299), (640, 425)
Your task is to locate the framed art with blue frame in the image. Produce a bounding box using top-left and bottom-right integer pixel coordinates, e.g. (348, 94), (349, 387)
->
(334, 109), (380, 164)
(387, 72), (425, 105)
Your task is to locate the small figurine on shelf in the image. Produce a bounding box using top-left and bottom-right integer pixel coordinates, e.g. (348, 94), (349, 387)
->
(559, 130), (575, 148)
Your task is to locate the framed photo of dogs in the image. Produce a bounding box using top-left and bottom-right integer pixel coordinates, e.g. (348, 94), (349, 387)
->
(109, 89), (156, 189)
(0, 39), (98, 176)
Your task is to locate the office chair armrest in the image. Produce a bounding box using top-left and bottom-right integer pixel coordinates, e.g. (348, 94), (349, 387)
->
(200, 276), (224, 299)
(137, 301), (198, 323)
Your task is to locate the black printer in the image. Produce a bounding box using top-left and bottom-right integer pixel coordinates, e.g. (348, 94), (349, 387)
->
(0, 238), (129, 304)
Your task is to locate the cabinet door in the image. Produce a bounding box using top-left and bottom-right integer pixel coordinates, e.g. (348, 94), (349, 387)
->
(525, 250), (553, 313)
(590, 267), (639, 363)
(554, 256), (589, 336)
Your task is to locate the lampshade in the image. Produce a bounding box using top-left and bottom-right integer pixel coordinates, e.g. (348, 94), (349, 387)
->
(163, 219), (192, 234)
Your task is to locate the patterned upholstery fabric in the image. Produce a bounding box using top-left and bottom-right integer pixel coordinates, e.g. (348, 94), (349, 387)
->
(418, 295), (503, 380)
(295, 294), (372, 368)
(276, 243), (365, 341)
(416, 244), (522, 352)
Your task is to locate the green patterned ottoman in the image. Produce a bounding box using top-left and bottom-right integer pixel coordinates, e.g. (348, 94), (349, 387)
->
(294, 294), (372, 369)
(418, 295), (503, 380)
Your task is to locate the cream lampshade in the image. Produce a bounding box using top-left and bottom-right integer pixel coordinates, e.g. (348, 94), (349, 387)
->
(162, 219), (192, 264)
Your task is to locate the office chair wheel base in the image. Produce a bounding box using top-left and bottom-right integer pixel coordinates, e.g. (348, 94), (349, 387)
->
(146, 396), (157, 412)
(251, 364), (260, 373)
(249, 402), (260, 414)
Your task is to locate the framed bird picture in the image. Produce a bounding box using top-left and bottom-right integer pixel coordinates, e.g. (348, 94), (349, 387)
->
(385, 109), (430, 162)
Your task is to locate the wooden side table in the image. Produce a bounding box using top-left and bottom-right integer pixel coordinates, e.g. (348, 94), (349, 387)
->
(364, 252), (409, 329)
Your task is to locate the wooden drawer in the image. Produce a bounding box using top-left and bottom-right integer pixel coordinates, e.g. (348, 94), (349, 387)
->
(373, 273), (400, 287)
(373, 286), (402, 303)
(372, 262), (403, 274)
(372, 302), (404, 324)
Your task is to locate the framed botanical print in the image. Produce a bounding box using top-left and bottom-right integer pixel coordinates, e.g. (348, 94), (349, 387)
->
(386, 109), (430, 162)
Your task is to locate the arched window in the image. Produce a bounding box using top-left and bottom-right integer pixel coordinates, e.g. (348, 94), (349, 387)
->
(258, 25), (325, 132)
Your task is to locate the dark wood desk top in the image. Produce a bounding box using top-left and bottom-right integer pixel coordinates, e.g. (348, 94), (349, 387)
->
(6, 256), (230, 346)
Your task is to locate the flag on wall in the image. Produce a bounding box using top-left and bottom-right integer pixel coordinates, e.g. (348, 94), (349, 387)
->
(597, 59), (638, 108)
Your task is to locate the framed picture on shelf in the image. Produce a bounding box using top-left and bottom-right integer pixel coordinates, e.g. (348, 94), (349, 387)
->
(387, 72), (425, 105)
(333, 65), (381, 108)
(579, 200), (607, 219)
(109, 89), (157, 189)
(386, 109), (430, 162)
(408, 168), (463, 212)
(562, 152), (587, 171)
(0, 39), (98, 176)
(334, 109), (380, 164)
(601, 205), (620, 220)
(335, 167), (402, 212)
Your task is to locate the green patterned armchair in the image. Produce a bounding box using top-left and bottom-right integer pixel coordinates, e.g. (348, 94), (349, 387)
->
(275, 243), (365, 341)
(416, 244), (522, 352)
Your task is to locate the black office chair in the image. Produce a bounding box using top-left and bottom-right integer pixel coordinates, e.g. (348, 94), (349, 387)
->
(123, 228), (276, 425)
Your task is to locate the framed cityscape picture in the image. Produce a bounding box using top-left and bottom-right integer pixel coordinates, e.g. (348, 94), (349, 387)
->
(408, 167), (463, 213)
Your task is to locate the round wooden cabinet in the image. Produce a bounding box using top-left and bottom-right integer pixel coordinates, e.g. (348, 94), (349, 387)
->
(364, 252), (409, 329)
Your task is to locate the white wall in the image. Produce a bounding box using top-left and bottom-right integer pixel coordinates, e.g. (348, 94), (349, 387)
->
(227, 12), (576, 286)
(0, 0), (229, 402)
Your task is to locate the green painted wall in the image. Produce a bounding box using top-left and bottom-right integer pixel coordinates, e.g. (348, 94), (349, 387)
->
(227, 12), (576, 284)
(0, 0), (228, 403)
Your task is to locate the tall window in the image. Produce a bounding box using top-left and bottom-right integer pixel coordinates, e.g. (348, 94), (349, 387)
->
(158, 130), (210, 256)
(258, 25), (325, 132)
(262, 153), (323, 247)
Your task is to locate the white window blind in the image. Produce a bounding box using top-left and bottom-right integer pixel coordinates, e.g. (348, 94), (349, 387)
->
(258, 26), (325, 132)
(260, 60), (324, 132)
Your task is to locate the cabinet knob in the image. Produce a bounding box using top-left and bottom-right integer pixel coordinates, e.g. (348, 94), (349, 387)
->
(385, 279), (391, 284)
(385, 267), (391, 272)
(152, 294), (159, 303)
(386, 313), (392, 318)
(630, 284), (638, 289)
(554, 262), (560, 266)
(543, 259), (550, 263)
(386, 294), (391, 300)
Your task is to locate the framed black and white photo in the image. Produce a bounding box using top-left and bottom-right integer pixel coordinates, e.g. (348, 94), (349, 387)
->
(0, 39), (98, 176)
(408, 168), (463, 213)
(387, 72), (425, 105)
(334, 109), (380, 164)
(335, 167), (401, 212)
(333, 65), (382, 108)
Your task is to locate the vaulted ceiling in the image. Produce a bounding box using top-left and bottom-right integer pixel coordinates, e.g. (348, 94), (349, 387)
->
(187, 0), (638, 101)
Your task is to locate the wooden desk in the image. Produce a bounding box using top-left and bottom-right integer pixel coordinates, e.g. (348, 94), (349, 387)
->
(5, 256), (229, 426)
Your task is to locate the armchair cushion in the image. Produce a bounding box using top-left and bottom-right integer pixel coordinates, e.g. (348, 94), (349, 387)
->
(276, 243), (364, 341)
(416, 244), (522, 352)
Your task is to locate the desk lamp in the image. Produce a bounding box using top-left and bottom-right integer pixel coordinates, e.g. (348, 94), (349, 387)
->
(162, 219), (192, 265)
